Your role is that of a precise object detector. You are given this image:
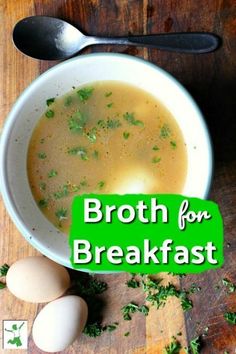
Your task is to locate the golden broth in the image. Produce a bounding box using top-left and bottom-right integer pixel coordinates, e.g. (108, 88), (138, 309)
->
(27, 81), (187, 232)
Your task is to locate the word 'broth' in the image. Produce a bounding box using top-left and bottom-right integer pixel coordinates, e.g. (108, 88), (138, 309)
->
(27, 81), (187, 232)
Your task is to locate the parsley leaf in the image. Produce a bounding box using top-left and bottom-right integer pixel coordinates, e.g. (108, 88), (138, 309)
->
(126, 278), (140, 288)
(48, 169), (58, 178)
(46, 98), (55, 106)
(97, 181), (105, 190)
(68, 146), (89, 161)
(83, 323), (103, 337)
(0, 282), (6, 289)
(53, 185), (69, 199)
(152, 157), (161, 164)
(77, 87), (94, 102)
(189, 336), (201, 354)
(160, 124), (171, 139)
(107, 103), (113, 108)
(64, 96), (72, 106)
(152, 145), (159, 151)
(164, 337), (181, 354)
(86, 127), (97, 143)
(37, 152), (47, 159)
(123, 112), (144, 127)
(105, 91), (112, 97)
(45, 110), (54, 118)
(39, 182), (46, 191)
(224, 312), (236, 325)
(68, 111), (87, 134)
(170, 141), (177, 149)
(0, 264), (9, 277)
(38, 199), (48, 208)
(222, 278), (236, 293)
(123, 131), (130, 140)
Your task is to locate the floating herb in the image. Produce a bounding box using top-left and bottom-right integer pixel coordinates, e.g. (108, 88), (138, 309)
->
(224, 312), (236, 325)
(38, 199), (48, 208)
(123, 131), (130, 140)
(45, 110), (54, 119)
(123, 112), (144, 127)
(107, 119), (121, 129)
(40, 138), (45, 144)
(68, 111), (86, 134)
(48, 169), (58, 178)
(170, 141), (177, 149)
(107, 103), (113, 108)
(92, 150), (99, 159)
(86, 127), (97, 143)
(160, 124), (171, 139)
(77, 87), (94, 102)
(152, 145), (159, 151)
(37, 152), (47, 159)
(46, 97), (55, 106)
(55, 208), (68, 223)
(105, 91), (112, 97)
(97, 181), (105, 190)
(80, 179), (88, 187)
(152, 157), (161, 164)
(64, 96), (73, 106)
(39, 182), (46, 191)
(68, 146), (88, 161)
(53, 185), (69, 199)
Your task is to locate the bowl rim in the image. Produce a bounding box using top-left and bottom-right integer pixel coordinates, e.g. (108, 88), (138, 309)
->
(0, 52), (213, 269)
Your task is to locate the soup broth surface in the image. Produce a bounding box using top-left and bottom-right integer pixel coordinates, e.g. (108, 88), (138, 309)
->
(27, 81), (187, 232)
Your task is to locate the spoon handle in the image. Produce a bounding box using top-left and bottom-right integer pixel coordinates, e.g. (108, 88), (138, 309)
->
(90, 32), (220, 54)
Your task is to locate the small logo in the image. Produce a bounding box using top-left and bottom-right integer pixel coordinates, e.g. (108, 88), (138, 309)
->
(3, 320), (28, 349)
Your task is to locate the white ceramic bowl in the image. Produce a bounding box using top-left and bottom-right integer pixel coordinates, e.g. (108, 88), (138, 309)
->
(0, 53), (212, 269)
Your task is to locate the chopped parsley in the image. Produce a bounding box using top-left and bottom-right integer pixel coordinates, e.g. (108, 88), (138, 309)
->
(224, 312), (236, 325)
(55, 208), (68, 224)
(164, 337), (181, 354)
(97, 181), (105, 190)
(39, 182), (46, 191)
(38, 199), (48, 208)
(40, 138), (45, 144)
(188, 336), (201, 354)
(105, 91), (112, 97)
(152, 157), (161, 164)
(103, 322), (119, 332)
(0, 264), (9, 277)
(160, 124), (171, 139)
(123, 112), (144, 127)
(0, 283), (6, 289)
(83, 323), (103, 337)
(64, 96), (72, 106)
(170, 141), (177, 149)
(97, 119), (121, 129)
(68, 111), (87, 134)
(67, 146), (88, 161)
(37, 152), (47, 159)
(126, 278), (140, 288)
(123, 131), (130, 139)
(46, 98), (55, 106)
(189, 283), (201, 294)
(77, 87), (94, 102)
(107, 103), (113, 108)
(45, 109), (54, 118)
(121, 302), (149, 320)
(48, 169), (58, 178)
(92, 150), (99, 159)
(53, 185), (69, 199)
(222, 278), (236, 293)
(152, 145), (159, 151)
(86, 127), (97, 143)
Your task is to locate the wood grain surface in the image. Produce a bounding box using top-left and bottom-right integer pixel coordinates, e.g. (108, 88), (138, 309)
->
(0, 1), (235, 353)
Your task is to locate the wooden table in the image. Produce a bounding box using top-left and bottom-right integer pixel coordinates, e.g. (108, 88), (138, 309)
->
(0, 1), (235, 353)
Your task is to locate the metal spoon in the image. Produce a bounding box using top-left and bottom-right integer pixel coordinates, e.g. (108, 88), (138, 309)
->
(13, 16), (220, 60)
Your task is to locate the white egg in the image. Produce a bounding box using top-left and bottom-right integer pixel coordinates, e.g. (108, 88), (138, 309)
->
(6, 256), (70, 303)
(32, 295), (88, 352)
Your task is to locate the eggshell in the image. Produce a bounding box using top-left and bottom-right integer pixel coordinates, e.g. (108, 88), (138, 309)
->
(32, 295), (88, 352)
(6, 256), (70, 303)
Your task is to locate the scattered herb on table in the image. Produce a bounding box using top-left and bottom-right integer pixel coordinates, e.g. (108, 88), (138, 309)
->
(121, 302), (149, 320)
(46, 97), (55, 106)
(0, 283), (6, 289)
(124, 331), (130, 337)
(68, 146), (89, 161)
(224, 312), (236, 325)
(103, 322), (119, 332)
(189, 283), (201, 294)
(160, 124), (171, 139)
(164, 337), (181, 354)
(222, 278), (236, 293)
(45, 109), (54, 119)
(123, 112), (144, 127)
(38, 199), (48, 208)
(0, 264), (9, 277)
(170, 141), (177, 149)
(48, 169), (58, 178)
(187, 336), (201, 354)
(68, 111), (87, 134)
(105, 91), (112, 97)
(168, 272), (186, 278)
(37, 152), (47, 159)
(126, 277), (140, 288)
(77, 87), (94, 102)
(152, 157), (161, 164)
(123, 131), (130, 140)
(83, 323), (103, 338)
